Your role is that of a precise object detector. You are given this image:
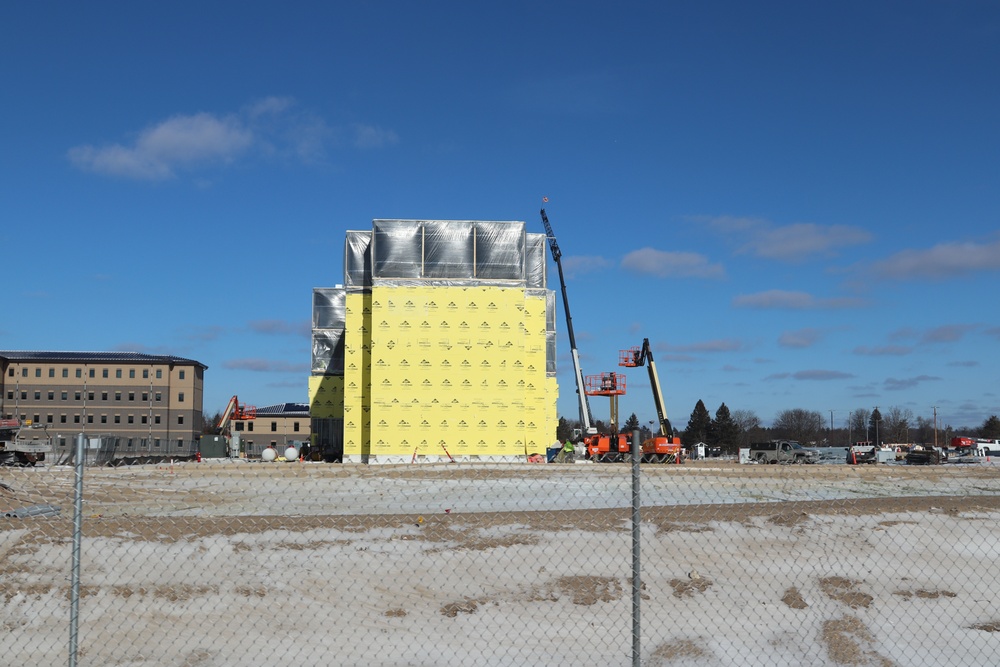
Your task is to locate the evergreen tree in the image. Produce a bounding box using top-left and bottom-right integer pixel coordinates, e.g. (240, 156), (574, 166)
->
(683, 400), (712, 446)
(202, 411), (223, 434)
(980, 415), (1000, 440)
(622, 412), (640, 435)
(556, 416), (572, 442)
(712, 403), (740, 453)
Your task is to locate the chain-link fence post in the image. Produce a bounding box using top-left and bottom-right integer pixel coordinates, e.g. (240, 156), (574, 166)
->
(631, 429), (641, 667)
(68, 433), (85, 667)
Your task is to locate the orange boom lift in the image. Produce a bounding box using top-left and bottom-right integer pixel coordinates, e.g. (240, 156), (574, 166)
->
(619, 338), (684, 463)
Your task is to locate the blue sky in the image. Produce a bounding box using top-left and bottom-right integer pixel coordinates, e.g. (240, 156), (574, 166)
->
(2, 1), (998, 431)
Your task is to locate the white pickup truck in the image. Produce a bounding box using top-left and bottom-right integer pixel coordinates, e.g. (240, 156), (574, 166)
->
(748, 440), (819, 464)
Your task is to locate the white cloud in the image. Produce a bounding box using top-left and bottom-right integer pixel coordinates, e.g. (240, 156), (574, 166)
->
(745, 223), (871, 261)
(660, 338), (746, 353)
(921, 324), (977, 344)
(562, 255), (612, 278)
(872, 237), (1000, 280)
(621, 247), (725, 279)
(853, 345), (913, 356)
(705, 216), (871, 262)
(765, 369), (854, 381)
(245, 96), (295, 117)
(222, 358), (310, 373)
(68, 98), (397, 180)
(778, 328), (823, 348)
(69, 113), (253, 180)
(353, 123), (399, 149)
(733, 290), (863, 309)
(793, 369), (854, 380)
(884, 375), (941, 391)
(249, 319), (311, 337)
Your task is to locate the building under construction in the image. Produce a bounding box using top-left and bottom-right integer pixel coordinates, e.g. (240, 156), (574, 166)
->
(309, 219), (558, 463)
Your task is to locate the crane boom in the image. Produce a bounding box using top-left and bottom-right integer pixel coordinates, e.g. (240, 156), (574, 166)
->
(540, 208), (596, 436)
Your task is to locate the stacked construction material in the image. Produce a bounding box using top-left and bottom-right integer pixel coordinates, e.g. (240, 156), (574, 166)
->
(310, 220), (558, 463)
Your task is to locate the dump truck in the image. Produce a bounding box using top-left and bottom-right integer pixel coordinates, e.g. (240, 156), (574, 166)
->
(0, 419), (53, 466)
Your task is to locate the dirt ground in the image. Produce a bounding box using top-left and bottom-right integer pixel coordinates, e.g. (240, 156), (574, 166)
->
(2, 461), (1000, 666)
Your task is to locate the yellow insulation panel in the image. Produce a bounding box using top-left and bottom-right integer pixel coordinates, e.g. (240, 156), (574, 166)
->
(342, 291), (372, 459)
(308, 375), (344, 419)
(352, 284), (554, 459)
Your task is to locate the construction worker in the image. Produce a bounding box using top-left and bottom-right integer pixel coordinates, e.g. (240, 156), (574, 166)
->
(562, 439), (575, 462)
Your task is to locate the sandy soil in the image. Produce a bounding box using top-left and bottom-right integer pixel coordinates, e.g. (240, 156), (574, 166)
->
(2, 461), (1000, 666)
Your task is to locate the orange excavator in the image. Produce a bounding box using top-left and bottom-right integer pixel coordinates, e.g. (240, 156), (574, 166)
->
(619, 339), (684, 463)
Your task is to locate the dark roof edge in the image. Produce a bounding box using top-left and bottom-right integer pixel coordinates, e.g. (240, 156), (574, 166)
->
(0, 351), (208, 370)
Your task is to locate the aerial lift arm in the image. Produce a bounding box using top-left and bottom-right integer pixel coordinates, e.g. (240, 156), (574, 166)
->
(540, 208), (596, 437)
(217, 396), (239, 435)
(625, 338), (674, 439)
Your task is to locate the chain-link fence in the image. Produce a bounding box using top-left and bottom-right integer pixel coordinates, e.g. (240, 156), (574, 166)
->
(2, 445), (1000, 666)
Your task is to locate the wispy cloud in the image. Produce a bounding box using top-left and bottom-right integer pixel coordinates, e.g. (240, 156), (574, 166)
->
(794, 369), (855, 381)
(352, 123), (399, 149)
(853, 345), (913, 356)
(68, 97), (396, 180)
(920, 324), (977, 344)
(947, 360), (979, 367)
(766, 369), (855, 381)
(706, 216), (871, 262)
(222, 358), (310, 373)
(621, 248), (725, 279)
(249, 319), (311, 337)
(562, 255), (613, 278)
(183, 325), (227, 342)
(69, 113), (254, 180)
(884, 375), (941, 391)
(872, 237), (1000, 280)
(659, 338), (746, 353)
(778, 327), (823, 349)
(733, 290), (863, 309)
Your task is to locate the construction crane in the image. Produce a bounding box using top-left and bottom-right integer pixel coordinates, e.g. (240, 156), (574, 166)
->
(619, 338), (684, 463)
(540, 208), (597, 441)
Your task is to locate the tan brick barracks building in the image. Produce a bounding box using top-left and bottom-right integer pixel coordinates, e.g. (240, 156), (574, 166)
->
(0, 351), (206, 460)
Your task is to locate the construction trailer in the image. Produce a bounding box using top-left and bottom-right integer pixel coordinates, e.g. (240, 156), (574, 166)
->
(310, 219), (559, 463)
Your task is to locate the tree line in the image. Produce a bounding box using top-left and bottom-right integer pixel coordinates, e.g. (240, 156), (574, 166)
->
(558, 402), (1000, 454)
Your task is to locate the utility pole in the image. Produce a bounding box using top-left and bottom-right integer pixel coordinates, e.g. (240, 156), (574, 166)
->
(933, 406), (938, 448)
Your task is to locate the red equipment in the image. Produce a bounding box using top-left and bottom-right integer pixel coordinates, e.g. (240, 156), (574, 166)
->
(618, 338), (683, 463)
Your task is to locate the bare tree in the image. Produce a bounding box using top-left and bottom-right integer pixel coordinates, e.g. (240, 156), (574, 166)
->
(732, 409), (762, 449)
(914, 416), (935, 445)
(772, 408), (824, 444)
(881, 406), (914, 444)
(849, 408), (871, 442)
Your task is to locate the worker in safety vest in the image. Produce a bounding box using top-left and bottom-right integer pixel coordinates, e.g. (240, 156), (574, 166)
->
(561, 439), (575, 462)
